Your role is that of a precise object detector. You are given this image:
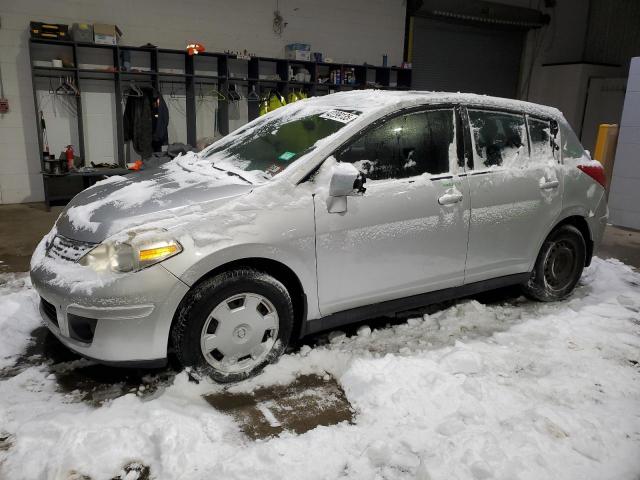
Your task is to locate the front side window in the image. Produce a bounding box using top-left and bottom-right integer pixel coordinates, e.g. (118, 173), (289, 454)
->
(468, 109), (527, 169)
(336, 109), (456, 180)
(201, 109), (361, 181)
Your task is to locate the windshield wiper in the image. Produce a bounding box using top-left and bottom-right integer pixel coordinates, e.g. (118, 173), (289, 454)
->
(210, 165), (253, 184)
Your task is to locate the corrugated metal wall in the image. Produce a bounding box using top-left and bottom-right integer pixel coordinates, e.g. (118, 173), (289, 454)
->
(411, 17), (524, 97)
(584, 0), (640, 67)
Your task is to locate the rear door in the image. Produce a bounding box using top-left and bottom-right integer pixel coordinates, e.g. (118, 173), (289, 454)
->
(313, 107), (471, 315)
(462, 107), (563, 283)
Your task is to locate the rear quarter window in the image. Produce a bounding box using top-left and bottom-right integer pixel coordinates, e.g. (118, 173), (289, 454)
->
(560, 122), (586, 162)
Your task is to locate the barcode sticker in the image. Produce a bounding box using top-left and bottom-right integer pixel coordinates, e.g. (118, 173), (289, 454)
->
(320, 110), (359, 124)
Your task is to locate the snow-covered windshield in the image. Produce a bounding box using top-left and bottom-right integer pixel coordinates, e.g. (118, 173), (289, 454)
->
(201, 109), (361, 180)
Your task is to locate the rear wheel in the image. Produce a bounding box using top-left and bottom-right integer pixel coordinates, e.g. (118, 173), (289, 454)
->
(522, 224), (586, 302)
(172, 269), (294, 383)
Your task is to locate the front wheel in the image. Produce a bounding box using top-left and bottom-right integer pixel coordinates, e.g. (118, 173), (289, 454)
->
(171, 269), (294, 383)
(522, 224), (586, 302)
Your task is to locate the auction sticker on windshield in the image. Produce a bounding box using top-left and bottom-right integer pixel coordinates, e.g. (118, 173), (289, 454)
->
(320, 110), (359, 124)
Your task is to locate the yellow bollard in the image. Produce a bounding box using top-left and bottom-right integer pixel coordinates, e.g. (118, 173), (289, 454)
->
(593, 123), (619, 192)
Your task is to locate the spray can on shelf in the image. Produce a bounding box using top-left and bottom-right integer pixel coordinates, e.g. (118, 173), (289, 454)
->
(65, 145), (75, 171)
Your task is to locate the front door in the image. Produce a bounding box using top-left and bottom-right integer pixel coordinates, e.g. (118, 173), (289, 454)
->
(463, 108), (563, 283)
(313, 107), (471, 315)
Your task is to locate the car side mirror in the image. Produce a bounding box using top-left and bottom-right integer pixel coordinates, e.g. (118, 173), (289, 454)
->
(327, 162), (366, 213)
(329, 162), (364, 197)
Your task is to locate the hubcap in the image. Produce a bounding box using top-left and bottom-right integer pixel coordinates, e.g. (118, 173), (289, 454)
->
(200, 293), (279, 374)
(544, 240), (577, 290)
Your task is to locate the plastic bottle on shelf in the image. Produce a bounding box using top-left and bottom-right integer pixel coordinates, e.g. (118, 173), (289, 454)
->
(65, 145), (75, 171)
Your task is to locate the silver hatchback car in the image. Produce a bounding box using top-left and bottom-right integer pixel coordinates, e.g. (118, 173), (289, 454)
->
(31, 91), (608, 382)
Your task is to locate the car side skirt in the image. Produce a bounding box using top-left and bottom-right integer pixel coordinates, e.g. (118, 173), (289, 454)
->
(301, 272), (531, 337)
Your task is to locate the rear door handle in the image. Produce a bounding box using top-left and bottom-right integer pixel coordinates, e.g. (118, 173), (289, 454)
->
(540, 180), (560, 189)
(438, 193), (463, 205)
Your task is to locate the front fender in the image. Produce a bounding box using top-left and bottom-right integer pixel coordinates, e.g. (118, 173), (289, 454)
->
(166, 243), (319, 321)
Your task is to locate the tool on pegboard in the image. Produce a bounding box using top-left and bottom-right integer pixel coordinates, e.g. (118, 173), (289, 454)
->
(0, 63), (8, 114)
(40, 110), (49, 156)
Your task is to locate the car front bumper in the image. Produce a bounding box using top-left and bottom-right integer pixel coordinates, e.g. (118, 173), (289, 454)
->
(30, 262), (190, 366)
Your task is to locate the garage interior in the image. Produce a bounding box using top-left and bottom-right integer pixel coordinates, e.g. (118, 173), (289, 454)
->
(0, 1), (640, 479)
(0, 0), (639, 271)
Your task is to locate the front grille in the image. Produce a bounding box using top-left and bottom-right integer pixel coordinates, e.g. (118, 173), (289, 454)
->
(46, 235), (96, 262)
(40, 297), (58, 327)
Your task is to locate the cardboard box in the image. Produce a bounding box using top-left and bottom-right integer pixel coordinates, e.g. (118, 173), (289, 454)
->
(93, 23), (122, 45)
(285, 43), (311, 61)
(285, 50), (311, 61)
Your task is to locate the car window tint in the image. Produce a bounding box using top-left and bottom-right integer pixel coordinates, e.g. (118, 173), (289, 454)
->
(468, 110), (527, 169)
(528, 117), (555, 164)
(337, 109), (456, 180)
(560, 122), (585, 161)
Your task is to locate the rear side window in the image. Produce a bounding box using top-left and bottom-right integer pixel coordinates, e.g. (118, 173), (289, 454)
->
(528, 117), (556, 164)
(337, 109), (456, 180)
(560, 122), (586, 161)
(468, 110), (527, 169)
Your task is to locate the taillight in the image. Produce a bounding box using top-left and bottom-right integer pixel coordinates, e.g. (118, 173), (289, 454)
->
(577, 163), (606, 188)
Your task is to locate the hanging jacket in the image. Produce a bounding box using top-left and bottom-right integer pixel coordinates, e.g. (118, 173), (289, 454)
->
(123, 87), (169, 158)
(152, 93), (169, 151)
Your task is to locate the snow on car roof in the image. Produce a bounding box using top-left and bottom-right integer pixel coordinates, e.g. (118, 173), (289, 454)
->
(301, 90), (564, 121)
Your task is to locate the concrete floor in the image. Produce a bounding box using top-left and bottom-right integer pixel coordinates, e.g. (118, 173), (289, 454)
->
(0, 202), (639, 272)
(595, 224), (640, 268)
(0, 203), (63, 273)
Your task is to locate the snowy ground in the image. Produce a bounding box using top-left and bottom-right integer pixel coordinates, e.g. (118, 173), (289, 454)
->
(0, 257), (639, 480)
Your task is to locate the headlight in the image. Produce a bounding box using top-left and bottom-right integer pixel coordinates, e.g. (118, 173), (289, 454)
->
(79, 230), (182, 273)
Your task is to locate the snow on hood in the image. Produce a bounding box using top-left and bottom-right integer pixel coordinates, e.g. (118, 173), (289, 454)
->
(55, 152), (254, 244)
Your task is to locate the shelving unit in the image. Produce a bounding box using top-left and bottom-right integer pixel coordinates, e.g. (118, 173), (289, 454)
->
(29, 37), (411, 207)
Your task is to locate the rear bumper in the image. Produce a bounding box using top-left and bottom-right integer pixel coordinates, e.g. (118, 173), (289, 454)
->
(31, 262), (189, 365)
(584, 192), (608, 266)
(590, 193), (609, 249)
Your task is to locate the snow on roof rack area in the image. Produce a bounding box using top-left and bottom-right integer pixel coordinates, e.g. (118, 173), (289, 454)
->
(299, 90), (564, 121)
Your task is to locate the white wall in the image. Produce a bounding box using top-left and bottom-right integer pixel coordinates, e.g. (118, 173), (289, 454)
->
(581, 77), (627, 153)
(527, 63), (623, 133)
(609, 57), (640, 230)
(515, 0), (590, 102)
(0, 0), (405, 204)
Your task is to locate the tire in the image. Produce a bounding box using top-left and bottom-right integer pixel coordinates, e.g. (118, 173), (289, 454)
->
(522, 224), (586, 302)
(171, 268), (294, 383)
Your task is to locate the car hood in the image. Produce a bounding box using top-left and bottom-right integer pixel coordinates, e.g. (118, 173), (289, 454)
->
(55, 156), (254, 243)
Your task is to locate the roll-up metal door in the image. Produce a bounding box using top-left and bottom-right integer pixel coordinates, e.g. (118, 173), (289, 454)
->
(412, 17), (524, 98)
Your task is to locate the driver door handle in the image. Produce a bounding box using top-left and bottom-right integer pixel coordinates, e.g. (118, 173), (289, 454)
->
(540, 180), (560, 190)
(438, 192), (464, 205)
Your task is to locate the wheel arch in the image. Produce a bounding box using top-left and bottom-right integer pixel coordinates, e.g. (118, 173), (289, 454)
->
(168, 257), (308, 353)
(550, 214), (594, 266)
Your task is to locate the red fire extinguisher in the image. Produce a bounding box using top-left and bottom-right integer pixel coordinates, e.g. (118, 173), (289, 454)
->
(65, 145), (74, 171)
